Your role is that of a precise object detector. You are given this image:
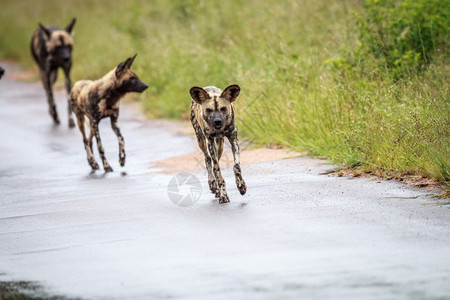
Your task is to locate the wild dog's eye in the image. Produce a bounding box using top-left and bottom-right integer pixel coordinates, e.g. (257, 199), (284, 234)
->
(130, 77), (137, 81)
(206, 108), (213, 114)
(220, 107), (227, 113)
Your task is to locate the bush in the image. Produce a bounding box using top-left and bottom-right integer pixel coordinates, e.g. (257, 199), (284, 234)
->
(356, 0), (450, 77)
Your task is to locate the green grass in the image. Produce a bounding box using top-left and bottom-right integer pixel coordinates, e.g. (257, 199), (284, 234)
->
(0, 0), (448, 188)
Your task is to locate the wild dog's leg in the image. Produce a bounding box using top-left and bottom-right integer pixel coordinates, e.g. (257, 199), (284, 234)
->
(207, 136), (229, 203)
(110, 114), (126, 167)
(228, 129), (247, 195)
(204, 153), (218, 197)
(92, 121), (113, 172)
(76, 115), (99, 170)
(63, 67), (75, 128)
(196, 134), (217, 195)
(217, 137), (224, 161)
(212, 137), (224, 197)
(49, 68), (58, 85)
(41, 69), (60, 124)
(88, 127), (94, 154)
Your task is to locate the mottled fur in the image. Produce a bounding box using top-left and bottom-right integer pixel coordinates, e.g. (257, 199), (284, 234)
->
(70, 55), (148, 172)
(190, 84), (247, 203)
(31, 18), (76, 126)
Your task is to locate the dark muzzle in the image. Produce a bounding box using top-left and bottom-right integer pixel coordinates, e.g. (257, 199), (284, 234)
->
(136, 80), (149, 93)
(56, 47), (72, 64)
(213, 114), (223, 129)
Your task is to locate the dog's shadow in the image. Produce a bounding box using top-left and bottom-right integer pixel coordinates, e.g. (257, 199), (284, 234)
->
(86, 170), (108, 180)
(84, 170), (127, 180)
(209, 199), (248, 210)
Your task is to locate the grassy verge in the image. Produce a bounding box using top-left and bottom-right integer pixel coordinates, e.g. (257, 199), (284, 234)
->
(0, 279), (81, 299)
(0, 0), (448, 189)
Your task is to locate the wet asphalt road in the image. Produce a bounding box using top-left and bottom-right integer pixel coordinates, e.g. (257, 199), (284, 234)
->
(0, 70), (449, 300)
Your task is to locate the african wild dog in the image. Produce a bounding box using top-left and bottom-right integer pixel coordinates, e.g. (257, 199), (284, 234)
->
(0, 66), (4, 80)
(189, 85), (247, 203)
(31, 18), (76, 126)
(70, 54), (148, 172)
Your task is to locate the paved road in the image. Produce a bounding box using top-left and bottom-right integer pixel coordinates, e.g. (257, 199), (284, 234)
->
(0, 69), (449, 299)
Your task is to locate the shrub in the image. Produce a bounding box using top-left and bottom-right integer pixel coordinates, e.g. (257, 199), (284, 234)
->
(356, 0), (450, 77)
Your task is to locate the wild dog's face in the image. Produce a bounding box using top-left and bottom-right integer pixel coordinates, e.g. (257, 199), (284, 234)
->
(115, 54), (149, 94)
(39, 18), (76, 65)
(190, 85), (240, 132)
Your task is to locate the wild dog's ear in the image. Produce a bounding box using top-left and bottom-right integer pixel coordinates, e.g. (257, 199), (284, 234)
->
(115, 60), (127, 78)
(116, 55), (136, 78)
(220, 84), (240, 102)
(65, 18), (76, 34)
(39, 23), (51, 40)
(125, 54), (137, 70)
(190, 86), (211, 104)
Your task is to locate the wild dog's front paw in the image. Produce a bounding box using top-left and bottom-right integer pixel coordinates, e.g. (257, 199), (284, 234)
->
(52, 115), (61, 125)
(119, 152), (126, 167)
(88, 158), (100, 170)
(219, 195), (230, 204)
(104, 165), (114, 173)
(237, 180), (247, 195)
(213, 184), (221, 198)
(68, 118), (75, 128)
(208, 180), (218, 195)
(233, 164), (247, 195)
(50, 108), (60, 125)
